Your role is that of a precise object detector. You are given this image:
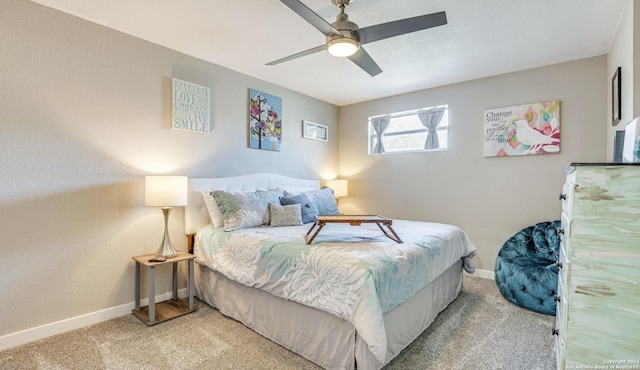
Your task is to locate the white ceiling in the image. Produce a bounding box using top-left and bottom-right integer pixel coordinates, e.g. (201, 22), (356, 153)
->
(31, 0), (627, 106)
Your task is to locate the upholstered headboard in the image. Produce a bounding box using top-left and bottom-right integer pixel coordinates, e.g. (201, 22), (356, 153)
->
(185, 173), (320, 235)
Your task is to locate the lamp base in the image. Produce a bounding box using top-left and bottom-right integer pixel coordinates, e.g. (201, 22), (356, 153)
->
(154, 207), (178, 258)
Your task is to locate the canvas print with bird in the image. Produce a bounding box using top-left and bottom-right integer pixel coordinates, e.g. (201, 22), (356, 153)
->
(483, 100), (560, 157)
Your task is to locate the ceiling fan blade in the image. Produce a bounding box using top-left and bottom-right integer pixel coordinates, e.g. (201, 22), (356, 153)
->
(356, 11), (447, 45)
(280, 0), (342, 37)
(348, 47), (382, 77)
(266, 45), (326, 66)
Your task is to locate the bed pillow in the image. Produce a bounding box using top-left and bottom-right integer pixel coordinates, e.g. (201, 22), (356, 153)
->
(276, 186), (318, 194)
(202, 190), (224, 228)
(268, 203), (303, 227)
(289, 187), (339, 216)
(280, 193), (318, 223)
(211, 189), (284, 231)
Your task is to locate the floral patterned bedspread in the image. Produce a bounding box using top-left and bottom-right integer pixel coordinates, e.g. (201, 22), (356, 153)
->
(194, 220), (476, 363)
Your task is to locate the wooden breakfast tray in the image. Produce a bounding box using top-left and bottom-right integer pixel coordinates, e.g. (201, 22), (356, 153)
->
(304, 215), (403, 244)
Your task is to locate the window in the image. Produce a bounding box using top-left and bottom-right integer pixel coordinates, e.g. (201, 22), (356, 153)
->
(368, 105), (448, 155)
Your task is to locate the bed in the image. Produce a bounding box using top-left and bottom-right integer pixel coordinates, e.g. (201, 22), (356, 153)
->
(185, 173), (477, 370)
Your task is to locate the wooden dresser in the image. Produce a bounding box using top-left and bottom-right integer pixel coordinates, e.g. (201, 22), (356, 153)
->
(555, 163), (640, 369)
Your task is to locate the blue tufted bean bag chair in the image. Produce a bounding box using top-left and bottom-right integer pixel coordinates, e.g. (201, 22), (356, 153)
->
(494, 220), (560, 315)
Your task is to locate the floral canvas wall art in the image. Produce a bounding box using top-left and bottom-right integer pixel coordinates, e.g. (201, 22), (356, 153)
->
(249, 89), (282, 151)
(484, 100), (560, 157)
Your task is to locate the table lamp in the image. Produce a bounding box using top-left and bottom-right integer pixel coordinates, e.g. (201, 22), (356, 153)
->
(325, 179), (348, 198)
(145, 176), (188, 258)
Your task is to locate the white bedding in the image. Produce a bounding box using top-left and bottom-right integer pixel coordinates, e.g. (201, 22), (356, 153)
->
(194, 220), (476, 363)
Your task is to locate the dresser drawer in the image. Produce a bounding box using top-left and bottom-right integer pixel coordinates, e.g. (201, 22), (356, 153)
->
(559, 213), (571, 256)
(560, 181), (575, 220)
(559, 238), (568, 266)
(557, 254), (569, 290)
(555, 271), (568, 341)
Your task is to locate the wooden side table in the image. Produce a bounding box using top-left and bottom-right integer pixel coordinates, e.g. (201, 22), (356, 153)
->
(132, 251), (196, 325)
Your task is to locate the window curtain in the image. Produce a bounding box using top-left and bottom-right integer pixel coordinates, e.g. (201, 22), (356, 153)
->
(370, 115), (391, 154)
(418, 107), (445, 150)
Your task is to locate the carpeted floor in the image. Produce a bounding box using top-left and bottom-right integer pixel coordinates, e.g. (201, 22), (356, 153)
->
(0, 275), (555, 369)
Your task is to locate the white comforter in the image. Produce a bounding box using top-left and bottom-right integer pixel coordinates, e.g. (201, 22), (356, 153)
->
(194, 220), (476, 363)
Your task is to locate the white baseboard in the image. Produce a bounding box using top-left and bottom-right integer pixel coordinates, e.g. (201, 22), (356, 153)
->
(0, 289), (187, 352)
(466, 268), (495, 280)
(1, 269), (496, 352)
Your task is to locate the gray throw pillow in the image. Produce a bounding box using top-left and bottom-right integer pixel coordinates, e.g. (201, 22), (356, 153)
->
(268, 203), (303, 227)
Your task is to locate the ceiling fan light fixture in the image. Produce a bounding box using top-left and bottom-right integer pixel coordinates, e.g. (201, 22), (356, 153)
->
(327, 37), (359, 57)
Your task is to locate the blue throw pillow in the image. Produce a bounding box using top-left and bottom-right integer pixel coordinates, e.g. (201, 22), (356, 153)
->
(280, 193), (318, 223)
(304, 187), (340, 215)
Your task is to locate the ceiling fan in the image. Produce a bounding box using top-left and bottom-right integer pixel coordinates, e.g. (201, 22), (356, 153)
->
(266, 0), (447, 76)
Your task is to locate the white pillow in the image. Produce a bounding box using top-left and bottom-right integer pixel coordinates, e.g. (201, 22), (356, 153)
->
(202, 190), (224, 228)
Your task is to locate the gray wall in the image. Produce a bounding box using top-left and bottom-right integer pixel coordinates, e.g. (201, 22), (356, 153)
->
(0, 0), (338, 338)
(337, 57), (608, 271)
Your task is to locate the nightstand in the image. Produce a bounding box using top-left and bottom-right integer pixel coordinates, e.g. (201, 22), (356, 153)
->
(132, 251), (196, 325)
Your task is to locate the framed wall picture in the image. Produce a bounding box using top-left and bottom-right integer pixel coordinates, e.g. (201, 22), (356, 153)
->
(172, 78), (211, 134)
(249, 89), (282, 151)
(612, 66), (621, 126)
(483, 100), (560, 157)
(302, 121), (328, 142)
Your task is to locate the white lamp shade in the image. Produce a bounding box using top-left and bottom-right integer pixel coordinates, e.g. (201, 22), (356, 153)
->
(145, 176), (188, 207)
(325, 179), (348, 198)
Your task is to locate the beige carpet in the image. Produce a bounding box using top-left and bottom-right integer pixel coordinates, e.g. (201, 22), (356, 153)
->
(0, 276), (555, 369)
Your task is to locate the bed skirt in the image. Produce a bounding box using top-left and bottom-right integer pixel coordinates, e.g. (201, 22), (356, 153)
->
(195, 259), (463, 370)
